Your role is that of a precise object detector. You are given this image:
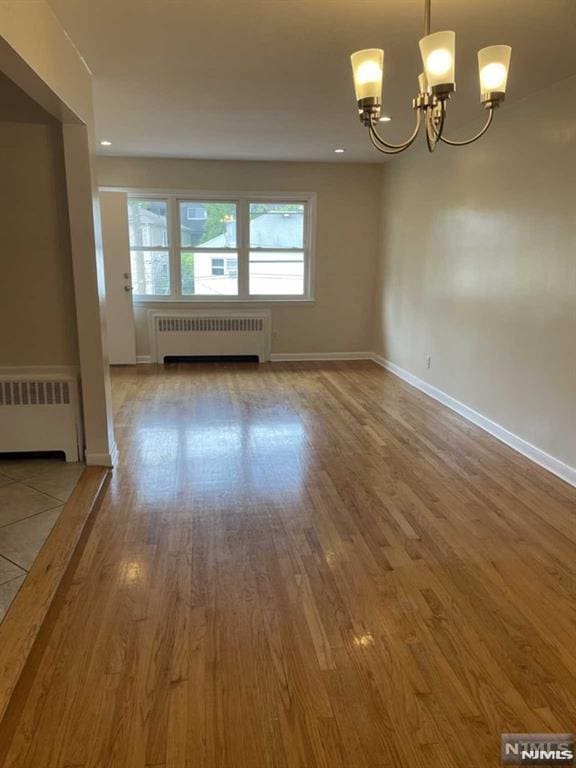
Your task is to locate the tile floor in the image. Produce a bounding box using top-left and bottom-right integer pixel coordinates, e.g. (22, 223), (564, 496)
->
(0, 458), (84, 622)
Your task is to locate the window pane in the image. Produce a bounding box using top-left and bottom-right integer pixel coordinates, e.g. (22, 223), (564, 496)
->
(130, 251), (170, 295)
(180, 202), (237, 248)
(181, 252), (238, 296)
(128, 200), (168, 248)
(249, 251), (304, 296)
(249, 203), (304, 249)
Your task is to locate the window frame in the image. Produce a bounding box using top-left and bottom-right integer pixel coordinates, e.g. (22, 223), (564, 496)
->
(178, 198), (239, 299)
(119, 189), (316, 303)
(247, 199), (308, 299)
(127, 198), (171, 298)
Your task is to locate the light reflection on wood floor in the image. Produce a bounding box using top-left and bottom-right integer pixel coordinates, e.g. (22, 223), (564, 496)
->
(1, 361), (576, 768)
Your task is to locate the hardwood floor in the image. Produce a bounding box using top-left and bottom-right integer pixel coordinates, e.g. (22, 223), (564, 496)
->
(1, 361), (575, 767)
(0, 467), (109, 724)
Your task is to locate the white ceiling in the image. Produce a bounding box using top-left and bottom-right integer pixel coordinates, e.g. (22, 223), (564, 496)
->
(47, 0), (576, 162)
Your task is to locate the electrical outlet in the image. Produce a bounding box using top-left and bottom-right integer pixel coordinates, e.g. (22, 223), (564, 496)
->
(426, 355), (432, 369)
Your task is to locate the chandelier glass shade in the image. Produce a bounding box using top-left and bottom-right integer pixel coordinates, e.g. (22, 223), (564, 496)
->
(350, 0), (512, 154)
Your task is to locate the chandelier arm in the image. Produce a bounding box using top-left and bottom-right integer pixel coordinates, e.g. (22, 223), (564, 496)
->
(440, 107), (495, 146)
(368, 109), (422, 151)
(368, 127), (411, 155)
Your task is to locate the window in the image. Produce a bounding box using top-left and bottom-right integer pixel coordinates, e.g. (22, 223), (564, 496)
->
(249, 202), (305, 296)
(211, 258), (225, 276)
(226, 258), (238, 278)
(180, 201), (238, 297)
(186, 205), (207, 221)
(211, 257), (238, 278)
(128, 193), (314, 301)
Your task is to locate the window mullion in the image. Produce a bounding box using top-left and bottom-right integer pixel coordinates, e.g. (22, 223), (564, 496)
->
(170, 196), (181, 299)
(305, 200), (312, 297)
(238, 198), (249, 299)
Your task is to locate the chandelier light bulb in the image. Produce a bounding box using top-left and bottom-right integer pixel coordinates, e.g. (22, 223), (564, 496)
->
(357, 60), (381, 85)
(480, 63), (506, 90)
(426, 48), (452, 77)
(350, 49), (384, 102)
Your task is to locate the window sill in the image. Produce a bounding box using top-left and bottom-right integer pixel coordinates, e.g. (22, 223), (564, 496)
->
(132, 297), (316, 306)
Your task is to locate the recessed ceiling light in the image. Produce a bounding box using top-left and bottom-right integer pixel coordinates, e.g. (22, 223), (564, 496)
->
(379, 116), (392, 122)
(334, 148), (345, 153)
(100, 140), (112, 146)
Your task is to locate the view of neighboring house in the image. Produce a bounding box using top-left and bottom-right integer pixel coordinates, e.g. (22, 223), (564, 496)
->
(180, 202), (208, 245)
(129, 203), (305, 297)
(194, 210), (304, 296)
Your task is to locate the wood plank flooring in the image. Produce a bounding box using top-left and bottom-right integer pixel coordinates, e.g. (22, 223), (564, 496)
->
(1, 361), (575, 767)
(0, 467), (109, 723)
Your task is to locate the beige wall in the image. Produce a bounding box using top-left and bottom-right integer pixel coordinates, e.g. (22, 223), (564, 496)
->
(97, 158), (382, 357)
(374, 76), (576, 469)
(0, 76), (79, 367)
(0, 1), (91, 124)
(0, 2), (116, 465)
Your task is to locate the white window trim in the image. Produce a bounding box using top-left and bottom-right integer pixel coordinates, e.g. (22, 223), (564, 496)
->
(114, 188), (317, 304)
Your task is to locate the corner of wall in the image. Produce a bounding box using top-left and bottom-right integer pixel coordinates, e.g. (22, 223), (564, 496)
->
(369, 162), (388, 357)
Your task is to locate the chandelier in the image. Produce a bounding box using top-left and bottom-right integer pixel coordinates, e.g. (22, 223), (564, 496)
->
(350, 0), (512, 154)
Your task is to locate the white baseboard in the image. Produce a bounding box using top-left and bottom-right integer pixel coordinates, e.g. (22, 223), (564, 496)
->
(370, 354), (576, 489)
(269, 351), (372, 362)
(137, 351), (371, 364)
(85, 439), (119, 468)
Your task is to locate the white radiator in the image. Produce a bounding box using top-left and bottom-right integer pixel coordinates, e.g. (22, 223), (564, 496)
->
(149, 311), (272, 363)
(0, 373), (82, 462)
